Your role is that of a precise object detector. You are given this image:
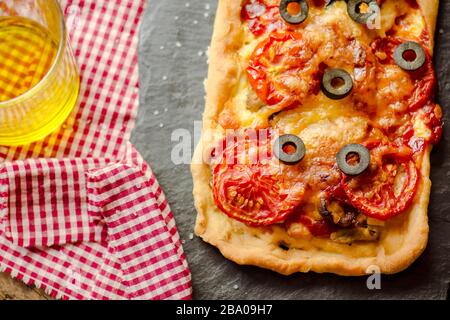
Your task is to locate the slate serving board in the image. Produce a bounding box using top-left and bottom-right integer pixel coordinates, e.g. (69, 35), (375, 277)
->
(133, 0), (450, 299)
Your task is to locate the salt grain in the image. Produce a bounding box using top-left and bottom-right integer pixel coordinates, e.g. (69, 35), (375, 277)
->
(189, 233), (194, 240)
(233, 285), (239, 290)
(175, 41), (182, 47)
(154, 110), (160, 115)
(159, 123), (164, 128)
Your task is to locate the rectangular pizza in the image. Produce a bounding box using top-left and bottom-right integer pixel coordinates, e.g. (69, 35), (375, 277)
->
(192, 0), (442, 275)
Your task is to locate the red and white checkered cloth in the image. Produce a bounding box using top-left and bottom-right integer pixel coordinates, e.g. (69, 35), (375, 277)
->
(0, 0), (192, 300)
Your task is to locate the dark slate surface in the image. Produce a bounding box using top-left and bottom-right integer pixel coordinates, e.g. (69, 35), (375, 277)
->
(133, 0), (450, 300)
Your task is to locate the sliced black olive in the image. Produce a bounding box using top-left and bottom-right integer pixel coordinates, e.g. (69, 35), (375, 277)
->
(325, 0), (338, 6)
(278, 241), (290, 251)
(393, 41), (426, 71)
(321, 68), (353, 100)
(279, 0), (309, 25)
(273, 134), (306, 165)
(347, 0), (378, 24)
(336, 144), (370, 176)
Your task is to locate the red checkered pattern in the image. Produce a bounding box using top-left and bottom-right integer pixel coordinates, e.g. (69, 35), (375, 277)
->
(0, 0), (192, 299)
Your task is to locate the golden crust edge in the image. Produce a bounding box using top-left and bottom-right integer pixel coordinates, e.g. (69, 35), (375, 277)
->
(192, 0), (438, 276)
(418, 0), (439, 53)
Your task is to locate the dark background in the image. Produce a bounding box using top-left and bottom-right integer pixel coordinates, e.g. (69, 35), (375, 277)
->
(133, 0), (450, 299)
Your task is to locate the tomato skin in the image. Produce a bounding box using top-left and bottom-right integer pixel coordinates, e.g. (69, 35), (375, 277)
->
(398, 102), (443, 154)
(213, 165), (293, 226)
(247, 32), (320, 108)
(342, 141), (419, 221)
(416, 103), (443, 145)
(211, 130), (305, 227)
(402, 128), (426, 154)
(408, 66), (436, 111)
(298, 215), (335, 237)
(241, 0), (284, 37)
(371, 37), (436, 111)
(287, 211), (336, 237)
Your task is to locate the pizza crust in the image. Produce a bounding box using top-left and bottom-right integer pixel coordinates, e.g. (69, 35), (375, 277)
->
(418, 0), (439, 51)
(192, 0), (439, 276)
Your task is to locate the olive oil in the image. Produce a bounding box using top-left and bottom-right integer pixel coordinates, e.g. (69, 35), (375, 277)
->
(0, 17), (57, 101)
(0, 16), (80, 145)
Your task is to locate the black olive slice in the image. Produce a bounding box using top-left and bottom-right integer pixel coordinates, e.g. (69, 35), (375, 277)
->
(347, 0), (378, 24)
(326, 0), (337, 6)
(273, 134), (306, 165)
(336, 144), (370, 176)
(321, 68), (353, 100)
(279, 0), (309, 25)
(393, 41), (426, 71)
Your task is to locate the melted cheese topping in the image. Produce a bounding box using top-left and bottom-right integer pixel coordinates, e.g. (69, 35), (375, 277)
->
(214, 0), (433, 241)
(221, 0), (425, 129)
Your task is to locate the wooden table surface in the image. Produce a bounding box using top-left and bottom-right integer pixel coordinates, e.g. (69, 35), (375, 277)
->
(0, 273), (48, 300)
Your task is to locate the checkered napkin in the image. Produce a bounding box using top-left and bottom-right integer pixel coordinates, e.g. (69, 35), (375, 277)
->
(0, 0), (192, 300)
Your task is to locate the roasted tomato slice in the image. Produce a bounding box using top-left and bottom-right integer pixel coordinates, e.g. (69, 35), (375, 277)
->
(241, 0), (285, 36)
(241, 0), (327, 36)
(342, 141), (419, 221)
(212, 130), (305, 227)
(371, 37), (436, 111)
(247, 32), (321, 108)
(286, 211), (336, 237)
(412, 102), (443, 145)
(400, 102), (443, 153)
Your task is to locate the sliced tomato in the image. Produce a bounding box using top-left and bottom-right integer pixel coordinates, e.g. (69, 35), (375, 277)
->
(371, 37), (436, 111)
(342, 141), (419, 221)
(247, 32), (321, 108)
(401, 126), (426, 154)
(412, 103), (443, 145)
(396, 102), (443, 155)
(286, 211), (336, 237)
(241, 0), (285, 37)
(212, 130), (305, 227)
(241, 0), (328, 36)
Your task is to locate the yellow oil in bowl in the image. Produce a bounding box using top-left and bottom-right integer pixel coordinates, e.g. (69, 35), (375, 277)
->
(0, 16), (80, 146)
